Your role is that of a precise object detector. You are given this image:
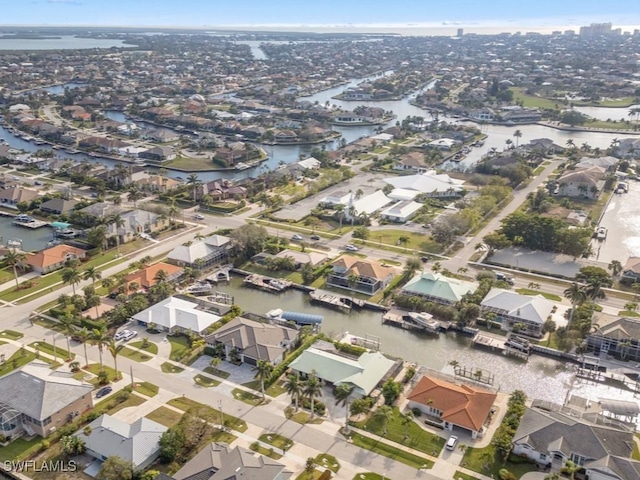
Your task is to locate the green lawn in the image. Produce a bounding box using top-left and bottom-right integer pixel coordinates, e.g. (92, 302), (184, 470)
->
(120, 346), (154, 362)
(161, 361), (185, 373)
(129, 340), (159, 355)
(619, 310), (640, 318)
(0, 329), (24, 340)
(85, 363), (119, 384)
(585, 119), (635, 131)
(366, 229), (441, 254)
(350, 433), (433, 469)
(515, 288), (562, 301)
(167, 397), (247, 432)
(461, 445), (537, 479)
(249, 442), (282, 460)
(0, 349), (51, 377)
(295, 471), (323, 480)
(107, 393), (147, 414)
(351, 474), (386, 480)
(168, 335), (191, 361)
(354, 407), (445, 456)
(0, 267), (15, 285)
(165, 156), (219, 171)
(454, 471), (480, 480)
(0, 436), (43, 462)
(204, 366), (230, 379)
(232, 387), (264, 405)
(134, 381), (159, 397)
(194, 374), (220, 387)
(633, 434), (640, 460)
(511, 88), (560, 110)
(242, 379), (287, 397)
(286, 407), (323, 425)
(146, 406), (183, 428)
(29, 341), (74, 360)
(259, 433), (294, 451)
(315, 453), (341, 473)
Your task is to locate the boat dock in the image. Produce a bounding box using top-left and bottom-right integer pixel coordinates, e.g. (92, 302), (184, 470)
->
(472, 331), (530, 360)
(309, 290), (350, 310)
(382, 308), (450, 334)
(12, 218), (49, 229)
(243, 274), (292, 293)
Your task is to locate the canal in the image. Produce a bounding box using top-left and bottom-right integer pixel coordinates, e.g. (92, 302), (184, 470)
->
(214, 277), (640, 411)
(0, 216), (55, 252)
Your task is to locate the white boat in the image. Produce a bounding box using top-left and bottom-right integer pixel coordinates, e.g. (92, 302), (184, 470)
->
(6, 239), (22, 248)
(13, 214), (35, 224)
(407, 311), (441, 332)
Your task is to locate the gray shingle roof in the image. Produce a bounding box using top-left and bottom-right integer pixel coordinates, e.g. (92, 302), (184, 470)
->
(481, 288), (554, 325)
(0, 362), (93, 421)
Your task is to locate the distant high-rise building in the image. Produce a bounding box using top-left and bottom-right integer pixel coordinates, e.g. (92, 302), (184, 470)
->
(579, 22), (618, 36)
(457, 28), (464, 37)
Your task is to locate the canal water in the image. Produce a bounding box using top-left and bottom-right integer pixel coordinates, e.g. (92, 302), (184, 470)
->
(214, 277), (640, 411)
(0, 36), (131, 50)
(0, 216), (54, 252)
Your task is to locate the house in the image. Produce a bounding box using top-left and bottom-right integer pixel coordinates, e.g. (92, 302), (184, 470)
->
(586, 314), (640, 361)
(427, 138), (457, 150)
(205, 317), (299, 366)
(74, 414), (167, 470)
(138, 146), (177, 165)
(26, 244), (87, 274)
(0, 361), (93, 438)
(80, 202), (125, 219)
(319, 190), (353, 207)
(401, 272), (478, 305)
(394, 151), (428, 172)
(0, 173), (18, 189)
(132, 296), (221, 335)
(0, 187), (38, 208)
(122, 262), (183, 292)
(512, 406), (639, 478)
(104, 209), (169, 245)
(167, 235), (231, 269)
(198, 179), (247, 202)
(172, 442), (293, 480)
(480, 288), (555, 337)
(135, 175), (182, 193)
(383, 170), (465, 200)
(526, 138), (564, 156)
(39, 198), (79, 215)
(575, 156), (618, 170)
(379, 200), (423, 223)
(407, 375), (497, 439)
(557, 166), (606, 199)
(289, 342), (399, 398)
(346, 190), (393, 220)
(621, 257), (640, 283)
(296, 156), (321, 170)
(78, 136), (130, 153)
(326, 255), (395, 295)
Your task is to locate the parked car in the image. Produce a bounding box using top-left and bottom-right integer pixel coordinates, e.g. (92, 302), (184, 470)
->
(345, 244), (359, 252)
(446, 435), (458, 451)
(194, 213), (204, 220)
(96, 386), (113, 398)
(114, 330), (130, 341)
(34, 181), (42, 186)
(291, 234), (303, 241)
(123, 331), (138, 341)
(310, 235), (321, 241)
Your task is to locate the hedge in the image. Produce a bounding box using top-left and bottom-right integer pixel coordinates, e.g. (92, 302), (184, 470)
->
(265, 334), (321, 387)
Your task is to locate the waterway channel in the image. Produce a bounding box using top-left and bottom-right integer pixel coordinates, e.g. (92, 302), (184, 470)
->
(214, 276), (640, 412)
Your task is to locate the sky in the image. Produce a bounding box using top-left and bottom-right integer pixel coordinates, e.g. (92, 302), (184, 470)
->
(4, 0), (640, 28)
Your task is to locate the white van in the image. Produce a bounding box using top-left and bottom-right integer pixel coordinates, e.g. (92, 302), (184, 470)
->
(446, 435), (458, 451)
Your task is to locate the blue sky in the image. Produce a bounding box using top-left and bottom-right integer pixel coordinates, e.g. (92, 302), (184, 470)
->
(5, 0), (640, 27)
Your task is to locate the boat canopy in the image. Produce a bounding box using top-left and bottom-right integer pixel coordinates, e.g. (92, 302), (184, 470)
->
(51, 221), (71, 229)
(281, 311), (323, 325)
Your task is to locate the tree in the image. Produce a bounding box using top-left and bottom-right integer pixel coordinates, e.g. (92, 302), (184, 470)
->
(352, 226), (370, 240)
(400, 411), (414, 440)
(608, 260), (623, 277)
(87, 225), (108, 250)
(350, 398), (372, 417)
(75, 327), (91, 367)
(107, 338), (123, 381)
(305, 457), (316, 474)
(109, 214), (125, 255)
(542, 319), (557, 345)
(303, 372), (323, 419)
(58, 313), (76, 359)
(253, 360), (274, 402)
(126, 186), (144, 207)
(334, 384), (355, 432)
(4, 248), (28, 288)
(373, 405), (393, 435)
(564, 282), (587, 323)
(89, 327), (110, 369)
(60, 435), (85, 457)
(482, 233), (512, 255)
(335, 204), (345, 231)
(513, 129), (522, 148)
(398, 235), (410, 252)
(83, 266), (102, 287)
(284, 373), (302, 412)
(61, 266), (82, 295)
(186, 173), (201, 204)
(561, 460), (581, 480)
(97, 456), (134, 480)
(403, 256), (422, 279)
(159, 427), (186, 463)
(381, 378), (401, 405)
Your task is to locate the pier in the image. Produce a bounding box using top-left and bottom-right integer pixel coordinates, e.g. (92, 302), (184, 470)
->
(243, 274), (292, 293)
(309, 290), (351, 310)
(472, 331), (530, 360)
(382, 308), (450, 334)
(10, 214), (49, 229)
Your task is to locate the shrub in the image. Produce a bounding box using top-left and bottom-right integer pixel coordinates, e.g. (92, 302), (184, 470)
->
(412, 407), (422, 417)
(300, 397), (326, 416)
(334, 342), (367, 356)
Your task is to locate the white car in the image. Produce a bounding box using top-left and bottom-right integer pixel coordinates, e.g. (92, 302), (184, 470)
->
(291, 234), (304, 241)
(114, 330), (130, 341)
(194, 214), (204, 220)
(345, 244), (359, 252)
(123, 331), (138, 341)
(446, 435), (458, 451)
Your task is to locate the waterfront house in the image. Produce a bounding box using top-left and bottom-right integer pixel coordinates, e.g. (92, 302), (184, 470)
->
(480, 288), (555, 337)
(121, 262), (183, 293)
(393, 151), (429, 172)
(379, 200), (423, 223)
(39, 198), (79, 215)
(407, 375), (497, 439)
(132, 296), (221, 335)
(0, 187), (38, 208)
(26, 244), (87, 274)
(0, 361), (93, 438)
(383, 170), (465, 200)
(526, 138), (564, 156)
(557, 166), (606, 199)
(288, 342), (399, 398)
(621, 257), (640, 283)
(198, 179), (247, 202)
(172, 442), (293, 480)
(167, 234), (231, 270)
(138, 146), (176, 165)
(326, 255), (395, 295)
(73, 414), (167, 470)
(78, 136), (131, 154)
(400, 272), (478, 305)
(586, 314), (640, 361)
(104, 209), (169, 245)
(205, 317), (299, 366)
(512, 406), (638, 478)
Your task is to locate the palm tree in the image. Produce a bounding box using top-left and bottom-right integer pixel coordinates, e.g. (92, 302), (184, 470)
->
(513, 129), (522, 148)
(4, 248), (27, 288)
(109, 214), (125, 255)
(106, 338), (123, 380)
(154, 269), (168, 283)
(109, 194), (122, 206)
(58, 313), (76, 359)
(403, 256), (422, 279)
(563, 282), (587, 323)
(398, 235), (410, 252)
(83, 266), (102, 287)
(284, 373), (303, 412)
(400, 411), (414, 440)
(186, 173), (201, 204)
(303, 373), (323, 420)
(335, 204), (345, 231)
(334, 384), (355, 432)
(585, 277), (607, 301)
(608, 260), (623, 277)
(89, 327), (110, 370)
(431, 261), (442, 273)
(566, 138), (575, 150)
(61, 266), (82, 295)
(373, 405), (393, 435)
(75, 327), (91, 367)
(127, 186), (144, 207)
(253, 360), (274, 402)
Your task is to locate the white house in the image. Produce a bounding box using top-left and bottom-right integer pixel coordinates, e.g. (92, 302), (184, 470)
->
(480, 288), (554, 337)
(132, 296), (221, 335)
(383, 170), (465, 198)
(296, 157), (321, 170)
(379, 200), (423, 223)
